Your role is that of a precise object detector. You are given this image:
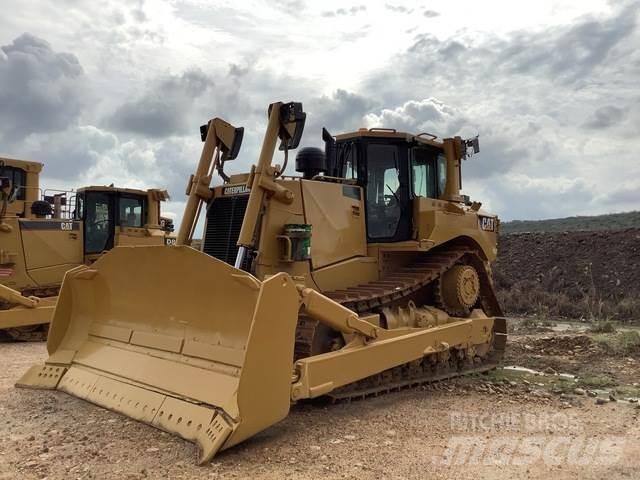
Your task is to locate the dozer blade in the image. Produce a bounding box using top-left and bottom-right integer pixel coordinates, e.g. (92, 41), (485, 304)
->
(16, 245), (301, 463)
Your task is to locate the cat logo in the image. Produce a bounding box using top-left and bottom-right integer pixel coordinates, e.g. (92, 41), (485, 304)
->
(222, 184), (250, 196)
(479, 216), (496, 232)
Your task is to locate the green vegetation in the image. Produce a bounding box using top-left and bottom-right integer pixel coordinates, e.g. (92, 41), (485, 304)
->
(613, 384), (640, 397)
(590, 320), (616, 333)
(594, 331), (640, 356)
(497, 284), (640, 324)
(492, 369), (617, 393)
(501, 211), (640, 234)
(577, 374), (617, 389)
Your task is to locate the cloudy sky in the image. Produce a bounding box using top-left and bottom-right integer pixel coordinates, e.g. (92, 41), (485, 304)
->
(1, 0), (638, 226)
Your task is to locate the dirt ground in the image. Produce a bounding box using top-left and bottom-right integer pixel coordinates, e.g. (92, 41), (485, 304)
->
(1, 323), (639, 480)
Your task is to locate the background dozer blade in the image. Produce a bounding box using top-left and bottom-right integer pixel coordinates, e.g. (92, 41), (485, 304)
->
(16, 245), (301, 463)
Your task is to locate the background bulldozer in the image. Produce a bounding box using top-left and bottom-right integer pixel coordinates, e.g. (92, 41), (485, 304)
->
(0, 157), (175, 340)
(18, 102), (506, 463)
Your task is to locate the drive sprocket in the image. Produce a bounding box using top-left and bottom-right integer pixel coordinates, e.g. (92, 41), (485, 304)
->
(435, 264), (480, 317)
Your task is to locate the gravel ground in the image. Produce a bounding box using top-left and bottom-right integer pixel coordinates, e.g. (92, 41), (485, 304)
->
(1, 340), (639, 480)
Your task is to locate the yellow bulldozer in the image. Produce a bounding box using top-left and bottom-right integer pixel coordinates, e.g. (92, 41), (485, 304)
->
(17, 102), (506, 463)
(0, 157), (175, 340)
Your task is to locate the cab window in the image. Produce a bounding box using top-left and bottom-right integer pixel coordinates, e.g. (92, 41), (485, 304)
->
(411, 148), (447, 198)
(74, 193), (84, 220)
(437, 155), (447, 197)
(411, 149), (437, 198)
(0, 166), (26, 200)
(340, 142), (358, 180)
(119, 196), (145, 227)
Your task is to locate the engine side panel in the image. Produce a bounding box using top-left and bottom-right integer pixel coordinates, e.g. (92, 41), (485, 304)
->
(301, 181), (366, 270)
(413, 197), (498, 261)
(20, 220), (84, 279)
(253, 180), (316, 283)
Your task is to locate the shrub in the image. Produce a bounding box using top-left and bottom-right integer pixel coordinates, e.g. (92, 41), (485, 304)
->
(594, 331), (640, 356)
(590, 320), (616, 333)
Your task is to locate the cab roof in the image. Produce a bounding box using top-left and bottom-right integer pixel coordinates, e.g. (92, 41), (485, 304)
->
(335, 128), (444, 149)
(77, 186), (169, 200)
(0, 157), (43, 173)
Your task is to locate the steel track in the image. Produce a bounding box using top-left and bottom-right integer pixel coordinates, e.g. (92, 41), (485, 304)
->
(294, 246), (506, 400)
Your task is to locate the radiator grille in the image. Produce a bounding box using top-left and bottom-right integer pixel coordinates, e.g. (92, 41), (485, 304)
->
(202, 195), (249, 266)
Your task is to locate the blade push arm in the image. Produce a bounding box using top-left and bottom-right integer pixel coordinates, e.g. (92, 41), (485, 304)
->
(0, 283), (39, 308)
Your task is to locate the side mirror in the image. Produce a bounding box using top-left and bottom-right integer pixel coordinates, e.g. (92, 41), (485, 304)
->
(269, 102), (306, 151)
(464, 136), (480, 155)
(456, 135), (480, 160)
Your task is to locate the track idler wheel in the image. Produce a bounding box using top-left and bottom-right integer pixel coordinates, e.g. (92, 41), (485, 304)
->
(436, 264), (480, 316)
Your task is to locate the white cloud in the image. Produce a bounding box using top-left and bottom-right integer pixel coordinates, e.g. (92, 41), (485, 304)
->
(0, 34), (87, 143)
(364, 98), (466, 135)
(0, 0), (637, 227)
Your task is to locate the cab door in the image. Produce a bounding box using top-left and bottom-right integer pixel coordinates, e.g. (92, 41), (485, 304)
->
(362, 142), (412, 242)
(82, 192), (115, 254)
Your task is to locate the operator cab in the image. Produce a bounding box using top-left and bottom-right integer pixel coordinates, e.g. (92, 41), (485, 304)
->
(75, 188), (147, 254)
(0, 160), (31, 218)
(325, 129), (450, 243)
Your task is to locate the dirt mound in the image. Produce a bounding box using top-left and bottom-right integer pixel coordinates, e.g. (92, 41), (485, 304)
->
(501, 211), (640, 234)
(494, 228), (640, 320)
(509, 334), (602, 357)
